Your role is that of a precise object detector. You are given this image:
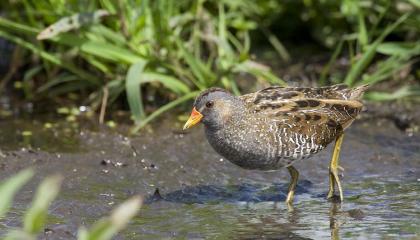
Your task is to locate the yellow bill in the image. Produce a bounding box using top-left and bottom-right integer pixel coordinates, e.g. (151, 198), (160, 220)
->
(183, 107), (203, 130)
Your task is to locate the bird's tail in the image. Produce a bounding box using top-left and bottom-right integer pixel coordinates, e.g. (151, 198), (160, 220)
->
(347, 84), (369, 100)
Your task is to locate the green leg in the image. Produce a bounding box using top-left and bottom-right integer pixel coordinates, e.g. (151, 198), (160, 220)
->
(285, 165), (299, 205)
(327, 134), (344, 201)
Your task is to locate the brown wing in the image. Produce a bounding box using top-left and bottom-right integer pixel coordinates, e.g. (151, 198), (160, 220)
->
(240, 84), (368, 104)
(240, 85), (366, 147)
(240, 84), (367, 128)
(245, 97), (363, 148)
(246, 97), (363, 129)
(279, 109), (344, 148)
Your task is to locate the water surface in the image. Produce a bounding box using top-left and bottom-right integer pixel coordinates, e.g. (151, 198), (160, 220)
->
(0, 116), (419, 239)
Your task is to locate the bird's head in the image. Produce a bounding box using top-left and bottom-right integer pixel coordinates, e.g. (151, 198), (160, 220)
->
(183, 88), (241, 130)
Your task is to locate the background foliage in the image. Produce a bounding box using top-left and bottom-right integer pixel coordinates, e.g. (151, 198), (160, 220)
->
(0, 0), (419, 130)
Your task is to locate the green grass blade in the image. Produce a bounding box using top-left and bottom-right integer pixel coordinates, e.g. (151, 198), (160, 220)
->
(0, 17), (39, 35)
(233, 60), (286, 86)
(361, 55), (412, 85)
(79, 41), (144, 64)
(55, 34), (145, 64)
(365, 86), (420, 101)
(220, 76), (240, 95)
(125, 68), (191, 123)
(23, 175), (63, 234)
(407, 0), (420, 8)
(2, 14), (135, 65)
(344, 13), (410, 86)
(78, 227), (89, 240)
(43, 81), (92, 97)
(83, 54), (112, 74)
(0, 169), (34, 218)
(77, 196), (142, 240)
(176, 38), (214, 89)
(4, 229), (34, 240)
(217, 2), (233, 60)
(0, 30), (101, 85)
(37, 74), (80, 93)
(106, 79), (125, 106)
(142, 73), (190, 94)
(99, 0), (117, 14)
(344, 42), (378, 87)
(126, 61), (147, 123)
(262, 28), (291, 62)
(319, 39), (344, 85)
(376, 42), (420, 56)
(131, 91), (199, 133)
(357, 9), (368, 49)
(89, 25), (127, 46)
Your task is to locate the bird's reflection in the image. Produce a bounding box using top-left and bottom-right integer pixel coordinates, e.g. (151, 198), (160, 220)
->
(146, 181), (311, 204)
(147, 182), (348, 240)
(233, 204), (311, 240)
(329, 202), (342, 240)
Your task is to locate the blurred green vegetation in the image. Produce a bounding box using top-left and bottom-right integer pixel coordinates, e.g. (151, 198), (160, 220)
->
(0, 169), (142, 240)
(0, 0), (419, 130)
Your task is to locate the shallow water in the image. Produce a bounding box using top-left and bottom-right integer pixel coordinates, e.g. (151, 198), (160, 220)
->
(0, 116), (419, 239)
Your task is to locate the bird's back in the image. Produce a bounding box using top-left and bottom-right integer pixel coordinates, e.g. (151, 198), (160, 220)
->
(241, 84), (367, 101)
(240, 84), (368, 129)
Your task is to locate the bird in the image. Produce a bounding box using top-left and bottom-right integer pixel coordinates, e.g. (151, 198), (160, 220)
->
(183, 84), (368, 205)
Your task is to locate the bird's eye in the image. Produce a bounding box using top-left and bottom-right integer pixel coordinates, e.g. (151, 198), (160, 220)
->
(205, 101), (214, 108)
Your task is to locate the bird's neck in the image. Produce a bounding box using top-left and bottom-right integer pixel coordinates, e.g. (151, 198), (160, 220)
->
(205, 108), (247, 133)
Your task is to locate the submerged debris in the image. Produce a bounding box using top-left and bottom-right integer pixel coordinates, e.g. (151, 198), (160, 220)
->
(150, 188), (163, 201)
(347, 209), (365, 220)
(100, 159), (128, 167)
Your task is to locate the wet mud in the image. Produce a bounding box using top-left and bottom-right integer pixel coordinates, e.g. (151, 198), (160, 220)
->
(0, 114), (419, 239)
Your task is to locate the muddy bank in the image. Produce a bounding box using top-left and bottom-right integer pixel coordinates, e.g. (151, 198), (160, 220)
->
(0, 114), (419, 239)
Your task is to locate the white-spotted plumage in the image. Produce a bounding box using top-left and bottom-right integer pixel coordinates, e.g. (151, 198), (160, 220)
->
(191, 84), (367, 170)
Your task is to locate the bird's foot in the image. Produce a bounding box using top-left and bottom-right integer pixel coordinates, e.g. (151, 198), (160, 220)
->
(327, 194), (342, 203)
